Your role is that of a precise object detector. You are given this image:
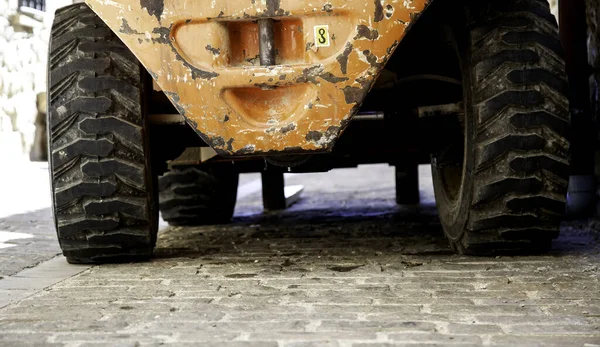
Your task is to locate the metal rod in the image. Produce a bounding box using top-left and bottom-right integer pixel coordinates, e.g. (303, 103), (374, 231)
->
(353, 111), (385, 121)
(258, 19), (276, 66)
(417, 102), (464, 119)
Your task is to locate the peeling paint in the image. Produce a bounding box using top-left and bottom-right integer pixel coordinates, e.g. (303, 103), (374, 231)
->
(140, 0), (164, 21)
(235, 145), (256, 155)
(120, 19), (140, 34)
(86, 0), (429, 155)
(374, 0), (384, 22)
(280, 123), (297, 134)
(354, 25), (379, 40)
(212, 136), (226, 148)
(342, 85), (367, 105)
(336, 43), (353, 75)
(205, 45), (221, 56)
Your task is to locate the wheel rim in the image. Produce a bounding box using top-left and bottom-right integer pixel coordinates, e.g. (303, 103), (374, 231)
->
(434, 47), (467, 211)
(429, 28), (471, 238)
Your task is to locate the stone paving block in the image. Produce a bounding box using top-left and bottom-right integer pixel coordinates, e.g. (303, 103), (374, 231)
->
(375, 297), (474, 305)
(387, 332), (482, 344)
(489, 334), (600, 346)
(223, 311), (359, 322)
(446, 323), (504, 334)
(433, 290), (531, 299)
(430, 304), (544, 315)
(281, 342), (341, 347)
(474, 314), (595, 325)
(0, 332), (55, 344)
(505, 324), (600, 335)
(312, 305), (423, 315)
(317, 320), (437, 333)
(353, 344), (480, 347)
(248, 332), (378, 341)
(363, 313), (453, 323)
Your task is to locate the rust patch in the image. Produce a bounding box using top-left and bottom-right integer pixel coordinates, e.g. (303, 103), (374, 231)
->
(319, 72), (348, 84)
(266, 0), (282, 16)
(336, 43), (353, 74)
(280, 123), (296, 134)
(374, 0), (384, 22)
(140, 0), (164, 21)
(163, 91), (187, 115)
(296, 65), (348, 84)
(235, 145), (256, 155)
(387, 40), (400, 55)
(212, 136), (226, 148)
(306, 131), (323, 143)
(354, 25), (379, 40)
(205, 45), (221, 56)
(151, 27), (170, 44)
(120, 19), (140, 34)
(385, 4), (394, 19)
(342, 85), (367, 104)
(362, 50), (384, 69)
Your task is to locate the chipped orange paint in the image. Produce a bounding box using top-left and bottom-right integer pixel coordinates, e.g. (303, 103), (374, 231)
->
(85, 0), (428, 156)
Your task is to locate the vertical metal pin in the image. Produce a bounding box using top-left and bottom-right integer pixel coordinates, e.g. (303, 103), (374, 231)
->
(258, 19), (276, 66)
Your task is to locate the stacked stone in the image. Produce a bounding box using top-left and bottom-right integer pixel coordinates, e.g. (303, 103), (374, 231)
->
(0, 0), (49, 160)
(550, 0), (559, 19)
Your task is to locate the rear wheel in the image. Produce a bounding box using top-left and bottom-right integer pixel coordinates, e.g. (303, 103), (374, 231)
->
(159, 166), (239, 226)
(48, 4), (158, 264)
(432, 0), (570, 255)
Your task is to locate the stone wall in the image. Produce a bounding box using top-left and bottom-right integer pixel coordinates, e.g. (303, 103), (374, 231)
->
(0, 0), (74, 161)
(550, 0), (559, 20)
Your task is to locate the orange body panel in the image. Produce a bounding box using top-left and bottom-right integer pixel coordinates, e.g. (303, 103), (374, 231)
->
(85, 0), (429, 156)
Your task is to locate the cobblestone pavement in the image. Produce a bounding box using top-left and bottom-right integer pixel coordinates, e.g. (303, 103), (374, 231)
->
(1, 165), (600, 346)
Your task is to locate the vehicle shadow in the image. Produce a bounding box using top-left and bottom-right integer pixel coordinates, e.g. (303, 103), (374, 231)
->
(154, 201), (600, 262)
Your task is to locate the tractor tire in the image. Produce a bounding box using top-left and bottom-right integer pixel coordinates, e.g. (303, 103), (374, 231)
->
(48, 4), (158, 264)
(159, 166), (239, 226)
(432, 0), (570, 255)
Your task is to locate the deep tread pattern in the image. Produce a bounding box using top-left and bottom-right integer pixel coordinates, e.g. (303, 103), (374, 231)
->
(52, 138), (114, 168)
(83, 198), (148, 220)
(48, 4), (157, 264)
(59, 215), (120, 237)
(436, 0), (570, 255)
(81, 159), (145, 189)
(159, 167), (239, 226)
(79, 117), (143, 151)
(54, 177), (118, 209)
(468, 0), (568, 252)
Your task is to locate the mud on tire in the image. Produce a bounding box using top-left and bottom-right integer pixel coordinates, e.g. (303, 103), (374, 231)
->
(159, 166), (239, 226)
(48, 4), (158, 264)
(432, 0), (570, 255)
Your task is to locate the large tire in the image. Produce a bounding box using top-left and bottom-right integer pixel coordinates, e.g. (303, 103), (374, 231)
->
(159, 166), (239, 226)
(48, 4), (158, 264)
(432, 0), (570, 254)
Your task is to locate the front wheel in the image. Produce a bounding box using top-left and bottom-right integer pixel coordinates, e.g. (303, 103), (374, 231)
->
(432, 0), (570, 255)
(48, 4), (158, 264)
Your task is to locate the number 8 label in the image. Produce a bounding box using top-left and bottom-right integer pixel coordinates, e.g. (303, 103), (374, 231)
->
(314, 25), (330, 47)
